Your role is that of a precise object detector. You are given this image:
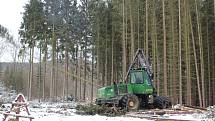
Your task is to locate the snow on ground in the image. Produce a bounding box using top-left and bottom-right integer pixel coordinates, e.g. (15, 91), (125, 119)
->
(29, 102), (151, 121)
(0, 101), (152, 121)
(33, 113), (151, 121)
(162, 113), (206, 121)
(0, 100), (214, 121)
(0, 82), (213, 121)
(126, 111), (210, 121)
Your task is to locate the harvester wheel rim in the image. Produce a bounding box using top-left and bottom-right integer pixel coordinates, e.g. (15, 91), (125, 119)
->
(127, 95), (140, 110)
(120, 94), (140, 110)
(128, 100), (134, 107)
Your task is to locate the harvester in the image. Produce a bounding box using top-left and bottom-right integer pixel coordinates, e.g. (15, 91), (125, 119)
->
(96, 49), (171, 110)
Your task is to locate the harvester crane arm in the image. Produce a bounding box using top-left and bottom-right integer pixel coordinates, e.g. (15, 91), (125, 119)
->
(125, 49), (153, 82)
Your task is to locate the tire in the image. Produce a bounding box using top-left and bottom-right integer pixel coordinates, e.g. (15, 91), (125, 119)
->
(119, 94), (140, 110)
(153, 96), (171, 109)
(140, 95), (149, 108)
(162, 96), (171, 108)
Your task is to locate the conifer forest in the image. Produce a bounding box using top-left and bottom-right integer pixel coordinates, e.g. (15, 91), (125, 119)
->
(0, 0), (215, 108)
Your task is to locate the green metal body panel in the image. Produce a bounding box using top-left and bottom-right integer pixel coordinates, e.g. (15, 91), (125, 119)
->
(128, 83), (153, 94)
(97, 69), (154, 99)
(97, 83), (133, 99)
(97, 86), (115, 99)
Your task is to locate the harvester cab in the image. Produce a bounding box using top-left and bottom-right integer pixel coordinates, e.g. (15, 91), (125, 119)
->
(96, 49), (171, 110)
(125, 49), (155, 92)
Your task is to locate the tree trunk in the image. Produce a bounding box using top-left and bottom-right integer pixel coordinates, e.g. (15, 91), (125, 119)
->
(122, 0), (127, 79)
(189, 6), (202, 107)
(178, 0), (182, 105)
(79, 51), (82, 100)
(214, 0), (215, 15)
(162, 0), (167, 97)
(30, 47), (34, 100)
(145, 0), (148, 56)
(213, 0), (215, 105)
(206, 19), (211, 106)
(96, 25), (100, 88)
(195, 0), (205, 107)
(43, 38), (47, 100)
(91, 49), (94, 102)
(170, 0), (177, 104)
(28, 48), (32, 100)
(184, 0), (191, 106)
(156, 50), (160, 95)
(39, 44), (42, 101)
(55, 40), (59, 98)
(212, 50), (215, 104)
(64, 48), (69, 100)
(129, 0), (135, 59)
(111, 23), (114, 83)
(75, 46), (78, 100)
(51, 25), (56, 100)
(105, 21), (108, 86)
(152, 0), (157, 92)
(83, 48), (87, 101)
(137, 0), (140, 48)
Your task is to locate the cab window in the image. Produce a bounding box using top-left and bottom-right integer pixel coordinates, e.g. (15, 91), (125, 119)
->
(143, 71), (152, 85)
(130, 71), (144, 84)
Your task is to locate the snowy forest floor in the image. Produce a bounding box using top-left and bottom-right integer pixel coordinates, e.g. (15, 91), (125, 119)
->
(0, 101), (214, 121)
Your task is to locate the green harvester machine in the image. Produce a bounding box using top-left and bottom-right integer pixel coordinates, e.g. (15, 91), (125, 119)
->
(96, 49), (171, 110)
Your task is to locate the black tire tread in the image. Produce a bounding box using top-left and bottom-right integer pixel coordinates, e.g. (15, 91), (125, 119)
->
(119, 94), (140, 110)
(154, 96), (171, 109)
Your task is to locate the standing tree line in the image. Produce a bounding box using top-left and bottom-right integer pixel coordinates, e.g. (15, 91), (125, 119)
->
(88, 0), (215, 107)
(2, 0), (214, 107)
(0, 24), (23, 92)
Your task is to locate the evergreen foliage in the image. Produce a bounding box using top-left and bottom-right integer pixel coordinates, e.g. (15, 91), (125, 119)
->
(76, 104), (126, 116)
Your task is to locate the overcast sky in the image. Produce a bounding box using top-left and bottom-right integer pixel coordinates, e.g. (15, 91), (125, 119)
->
(0, 0), (29, 62)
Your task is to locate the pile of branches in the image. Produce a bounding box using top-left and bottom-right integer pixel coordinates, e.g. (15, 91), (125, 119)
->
(75, 104), (127, 116)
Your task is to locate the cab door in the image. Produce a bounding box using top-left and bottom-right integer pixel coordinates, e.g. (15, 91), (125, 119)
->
(129, 70), (153, 94)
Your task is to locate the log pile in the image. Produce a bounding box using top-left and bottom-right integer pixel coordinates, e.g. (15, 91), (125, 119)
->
(125, 105), (206, 120)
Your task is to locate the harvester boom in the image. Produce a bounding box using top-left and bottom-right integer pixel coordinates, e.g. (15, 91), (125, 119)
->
(125, 49), (153, 82)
